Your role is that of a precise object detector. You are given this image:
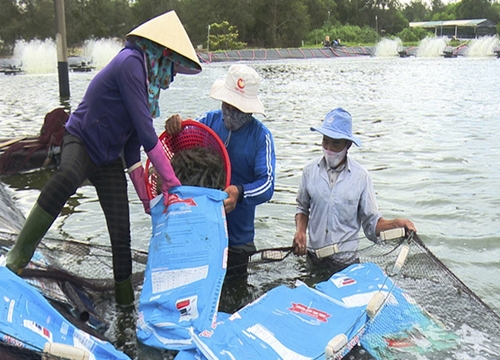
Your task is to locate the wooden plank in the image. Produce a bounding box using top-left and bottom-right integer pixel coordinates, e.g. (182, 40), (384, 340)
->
(0, 136), (27, 149)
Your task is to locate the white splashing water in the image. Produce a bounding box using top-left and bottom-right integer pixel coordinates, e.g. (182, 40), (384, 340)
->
(11, 38), (124, 74)
(82, 38), (124, 70)
(465, 36), (500, 57)
(417, 37), (448, 57)
(13, 39), (58, 74)
(375, 38), (403, 57)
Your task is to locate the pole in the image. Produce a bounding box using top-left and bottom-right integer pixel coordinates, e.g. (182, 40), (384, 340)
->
(207, 24), (211, 52)
(54, 0), (70, 98)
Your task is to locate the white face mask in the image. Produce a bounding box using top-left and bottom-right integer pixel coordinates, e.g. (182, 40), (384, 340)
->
(323, 147), (347, 169)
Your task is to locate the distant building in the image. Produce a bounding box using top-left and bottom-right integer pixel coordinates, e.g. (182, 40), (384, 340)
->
(409, 19), (497, 39)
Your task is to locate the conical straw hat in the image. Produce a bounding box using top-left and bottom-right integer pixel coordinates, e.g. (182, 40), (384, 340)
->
(127, 10), (201, 74)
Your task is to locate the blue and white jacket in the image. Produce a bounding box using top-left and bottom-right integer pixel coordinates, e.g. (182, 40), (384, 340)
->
(199, 109), (276, 247)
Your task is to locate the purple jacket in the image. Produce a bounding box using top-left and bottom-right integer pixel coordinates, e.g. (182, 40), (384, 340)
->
(65, 41), (159, 168)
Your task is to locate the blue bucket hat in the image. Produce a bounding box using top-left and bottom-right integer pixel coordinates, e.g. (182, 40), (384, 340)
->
(310, 108), (361, 147)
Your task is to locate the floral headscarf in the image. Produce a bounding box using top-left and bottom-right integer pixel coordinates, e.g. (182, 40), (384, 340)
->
(135, 38), (194, 118)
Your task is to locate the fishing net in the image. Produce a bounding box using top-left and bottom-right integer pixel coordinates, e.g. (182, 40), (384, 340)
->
(359, 233), (500, 359)
(1, 228), (499, 359)
(249, 233), (500, 359)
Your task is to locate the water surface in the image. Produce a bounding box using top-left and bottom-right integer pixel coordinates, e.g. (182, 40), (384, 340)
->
(1, 50), (499, 319)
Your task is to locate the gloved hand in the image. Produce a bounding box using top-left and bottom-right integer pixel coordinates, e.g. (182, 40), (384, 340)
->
(128, 163), (150, 214)
(147, 139), (181, 206)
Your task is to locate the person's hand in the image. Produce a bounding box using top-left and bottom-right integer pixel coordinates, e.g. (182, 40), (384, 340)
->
(376, 217), (417, 236)
(223, 185), (239, 214)
(165, 114), (183, 135)
(292, 231), (307, 256)
(394, 218), (417, 233)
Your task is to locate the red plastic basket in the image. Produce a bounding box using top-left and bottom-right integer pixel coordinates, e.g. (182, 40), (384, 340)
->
(145, 119), (231, 199)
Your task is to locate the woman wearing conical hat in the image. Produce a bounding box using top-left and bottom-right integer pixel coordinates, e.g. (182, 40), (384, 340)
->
(3, 11), (201, 306)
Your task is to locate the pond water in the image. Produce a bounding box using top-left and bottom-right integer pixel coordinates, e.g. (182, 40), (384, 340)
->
(1, 38), (499, 358)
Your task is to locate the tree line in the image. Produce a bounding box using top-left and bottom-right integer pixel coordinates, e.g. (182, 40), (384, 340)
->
(0, 0), (499, 55)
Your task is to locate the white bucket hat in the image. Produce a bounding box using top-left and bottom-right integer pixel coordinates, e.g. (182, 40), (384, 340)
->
(127, 10), (201, 74)
(210, 64), (265, 115)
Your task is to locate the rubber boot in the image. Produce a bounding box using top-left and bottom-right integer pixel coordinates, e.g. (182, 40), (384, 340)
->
(5, 203), (56, 275)
(115, 276), (135, 306)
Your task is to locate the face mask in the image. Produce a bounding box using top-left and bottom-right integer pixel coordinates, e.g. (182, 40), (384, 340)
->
(323, 146), (347, 169)
(134, 38), (194, 118)
(222, 103), (252, 131)
(135, 38), (173, 118)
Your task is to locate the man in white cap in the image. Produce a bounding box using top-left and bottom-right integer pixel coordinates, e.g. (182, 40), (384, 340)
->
(2, 11), (201, 306)
(165, 64), (276, 281)
(293, 108), (416, 275)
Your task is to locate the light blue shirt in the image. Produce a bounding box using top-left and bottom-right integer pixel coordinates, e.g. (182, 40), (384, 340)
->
(296, 156), (382, 254)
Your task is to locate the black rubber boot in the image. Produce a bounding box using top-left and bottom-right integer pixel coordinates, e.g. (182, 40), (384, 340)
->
(115, 276), (135, 306)
(5, 203), (56, 275)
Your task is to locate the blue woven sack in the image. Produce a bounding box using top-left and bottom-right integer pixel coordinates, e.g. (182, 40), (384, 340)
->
(137, 186), (228, 350)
